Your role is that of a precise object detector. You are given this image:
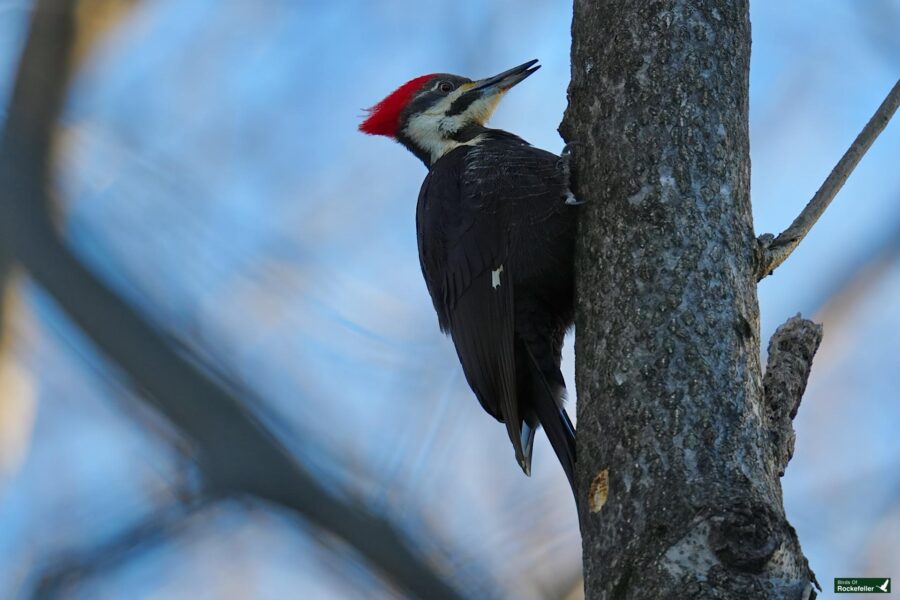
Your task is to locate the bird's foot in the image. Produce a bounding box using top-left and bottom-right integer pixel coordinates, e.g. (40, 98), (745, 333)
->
(557, 142), (578, 181)
(564, 191), (585, 206)
(558, 142), (586, 205)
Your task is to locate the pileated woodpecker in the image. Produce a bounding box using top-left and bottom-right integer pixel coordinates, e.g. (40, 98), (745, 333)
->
(360, 60), (578, 492)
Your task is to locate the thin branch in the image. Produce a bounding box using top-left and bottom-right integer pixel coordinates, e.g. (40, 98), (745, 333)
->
(756, 79), (900, 280)
(762, 315), (823, 477)
(0, 3), (472, 599)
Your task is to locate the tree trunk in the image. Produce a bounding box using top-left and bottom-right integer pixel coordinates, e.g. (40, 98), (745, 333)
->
(560, 1), (818, 598)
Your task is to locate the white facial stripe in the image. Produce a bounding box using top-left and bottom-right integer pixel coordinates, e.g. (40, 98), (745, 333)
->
(403, 114), (485, 163)
(403, 112), (456, 162)
(403, 87), (503, 163)
(410, 85), (465, 122)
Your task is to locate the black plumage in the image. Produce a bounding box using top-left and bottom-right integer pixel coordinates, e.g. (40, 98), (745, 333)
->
(416, 128), (577, 491)
(359, 60), (578, 492)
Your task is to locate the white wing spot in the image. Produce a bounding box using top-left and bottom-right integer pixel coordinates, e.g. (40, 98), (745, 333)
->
(491, 265), (504, 289)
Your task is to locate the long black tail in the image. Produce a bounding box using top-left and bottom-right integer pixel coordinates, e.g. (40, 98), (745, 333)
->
(525, 350), (577, 497)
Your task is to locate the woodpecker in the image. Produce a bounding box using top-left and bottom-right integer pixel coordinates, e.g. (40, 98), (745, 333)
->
(360, 60), (578, 492)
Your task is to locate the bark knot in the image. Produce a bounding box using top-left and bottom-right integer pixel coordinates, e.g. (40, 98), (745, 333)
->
(708, 501), (780, 574)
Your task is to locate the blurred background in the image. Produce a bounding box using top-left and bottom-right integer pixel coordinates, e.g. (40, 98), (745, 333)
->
(0, 0), (897, 598)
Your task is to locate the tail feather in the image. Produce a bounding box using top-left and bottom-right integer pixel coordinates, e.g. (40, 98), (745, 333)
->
(519, 421), (536, 476)
(525, 350), (577, 496)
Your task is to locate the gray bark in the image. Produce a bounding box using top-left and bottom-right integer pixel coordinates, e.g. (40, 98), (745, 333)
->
(763, 316), (822, 478)
(560, 1), (818, 597)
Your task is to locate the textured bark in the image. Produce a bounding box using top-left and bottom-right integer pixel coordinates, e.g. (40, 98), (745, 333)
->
(561, 1), (817, 598)
(763, 316), (822, 478)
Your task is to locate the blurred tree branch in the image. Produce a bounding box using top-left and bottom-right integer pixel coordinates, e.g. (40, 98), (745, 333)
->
(814, 210), (900, 324)
(72, 0), (139, 68)
(0, 2), (471, 599)
(0, 247), (10, 350)
(33, 495), (212, 600)
(756, 80), (900, 280)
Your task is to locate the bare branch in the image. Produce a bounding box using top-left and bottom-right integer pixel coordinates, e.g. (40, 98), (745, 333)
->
(763, 315), (823, 476)
(0, 3), (473, 599)
(757, 79), (900, 280)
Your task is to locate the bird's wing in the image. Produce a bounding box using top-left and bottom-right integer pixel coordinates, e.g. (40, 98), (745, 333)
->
(416, 140), (565, 472)
(416, 145), (521, 466)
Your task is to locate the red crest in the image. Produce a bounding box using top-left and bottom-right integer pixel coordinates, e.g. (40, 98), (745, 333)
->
(359, 74), (434, 137)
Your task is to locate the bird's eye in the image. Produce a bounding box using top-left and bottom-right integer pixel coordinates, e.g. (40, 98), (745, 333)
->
(437, 81), (455, 93)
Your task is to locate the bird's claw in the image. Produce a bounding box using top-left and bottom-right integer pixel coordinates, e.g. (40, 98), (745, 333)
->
(559, 141), (586, 205)
(565, 191), (586, 206)
(556, 143), (577, 178)
(561, 141), (581, 158)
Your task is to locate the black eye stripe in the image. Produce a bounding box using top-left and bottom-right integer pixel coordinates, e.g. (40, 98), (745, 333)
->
(445, 91), (478, 117)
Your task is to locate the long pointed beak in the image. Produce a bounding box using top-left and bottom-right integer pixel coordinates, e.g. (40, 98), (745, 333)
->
(469, 59), (540, 94)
